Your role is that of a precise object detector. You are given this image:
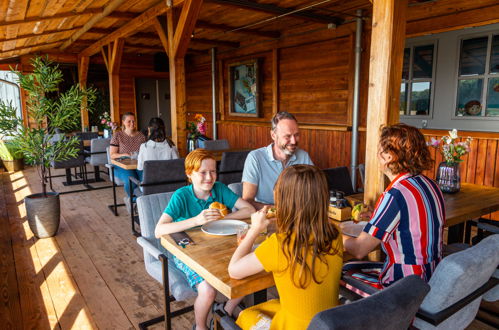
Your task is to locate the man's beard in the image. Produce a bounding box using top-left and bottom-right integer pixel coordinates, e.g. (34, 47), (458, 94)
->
(280, 143), (297, 156)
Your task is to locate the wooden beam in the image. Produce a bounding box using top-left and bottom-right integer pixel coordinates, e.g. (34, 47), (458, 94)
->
(153, 16), (169, 55)
(272, 48), (279, 115)
(79, 1), (175, 57)
(172, 0), (204, 58)
(110, 39), (125, 73)
(207, 0), (343, 25)
(78, 56), (90, 130)
(60, 0), (129, 50)
(364, 0), (407, 206)
(191, 37), (239, 48)
(196, 20), (280, 38)
(105, 40), (124, 122)
(0, 26), (82, 43)
(0, 8), (102, 28)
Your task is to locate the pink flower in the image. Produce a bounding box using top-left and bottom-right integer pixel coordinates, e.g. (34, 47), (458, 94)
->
(429, 137), (440, 147)
(197, 122), (206, 135)
(101, 119), (107, 124)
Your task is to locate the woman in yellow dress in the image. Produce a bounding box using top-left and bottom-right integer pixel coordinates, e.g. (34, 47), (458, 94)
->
(229, 164), (344, 330)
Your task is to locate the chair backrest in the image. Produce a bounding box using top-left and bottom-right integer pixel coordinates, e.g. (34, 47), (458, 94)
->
(137, 192), (196, 301)
(88, 138), (110, 166)
(75, 132), (99, 141)
(106, 146), (123, 185)
(219, 150), (250, 185)
(323, 166), (355, 196)
(141, 159), (187, 195)
(414, 234), (499, 329)
(228, 182), (242, 197)
(201, 139), (230, 151)
(308, 275), (430, 330)
(51, 139), (85, 169)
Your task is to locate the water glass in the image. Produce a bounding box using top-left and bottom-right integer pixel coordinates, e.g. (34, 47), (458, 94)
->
(236, 224), (249, 246)
(130, 151), (139, 160)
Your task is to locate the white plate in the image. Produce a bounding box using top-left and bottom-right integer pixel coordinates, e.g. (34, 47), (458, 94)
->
(340, 221), (368, 238)
(201, 219), (248, 236)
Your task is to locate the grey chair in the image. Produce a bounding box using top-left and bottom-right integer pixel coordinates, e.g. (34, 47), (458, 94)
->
(219, 150), (250, 185)
(414, 234), (499, 329)
(84, 138), (110, 182)
(48, 139), (88, 193)
(201, 139), (230, 151)
(307, 275), (430, 330)
(323, 166), (356, 196)
(228, 182), (242, 197)
(75, 131), (99, 141)
(128, 159), (187, 236)
(136, 192), (195, 329)
(106, 146), (125, 216)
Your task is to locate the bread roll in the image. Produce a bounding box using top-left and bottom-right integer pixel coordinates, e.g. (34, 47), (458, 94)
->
(209, 202), (229, 217)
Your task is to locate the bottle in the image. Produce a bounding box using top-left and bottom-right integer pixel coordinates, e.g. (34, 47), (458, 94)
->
(329, 190), (337, 207)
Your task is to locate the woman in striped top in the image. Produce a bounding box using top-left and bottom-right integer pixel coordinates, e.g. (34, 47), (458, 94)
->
(343, 123), (445, 294)
(110, 112), (146, 196)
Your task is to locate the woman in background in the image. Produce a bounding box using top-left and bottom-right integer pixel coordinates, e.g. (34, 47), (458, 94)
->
(109, 112), (146, 196)
(137, 117), (179, 172)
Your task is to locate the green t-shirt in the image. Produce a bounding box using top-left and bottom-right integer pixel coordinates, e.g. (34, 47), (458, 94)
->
(164, 182), (239, 221)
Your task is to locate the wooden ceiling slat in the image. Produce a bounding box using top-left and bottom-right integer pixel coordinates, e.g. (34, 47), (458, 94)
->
(0, 39), (62, 56)
(3, 0), (29, 51)
(79, 1), (186, 57)
(191, 37), (239, 48)
(207, 0), (343, 25)
(196, 20), (280, 38)
(0, 8), (103, 28)
(60, 0), (130, 50)
(0, 26), (82, 43)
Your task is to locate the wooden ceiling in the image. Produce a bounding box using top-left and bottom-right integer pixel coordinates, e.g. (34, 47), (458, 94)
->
(0, 0), (488, 61)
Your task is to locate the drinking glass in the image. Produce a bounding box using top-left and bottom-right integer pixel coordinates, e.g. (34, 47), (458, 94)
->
(130, 151), (139, 160)
(236, 224), (249, 246)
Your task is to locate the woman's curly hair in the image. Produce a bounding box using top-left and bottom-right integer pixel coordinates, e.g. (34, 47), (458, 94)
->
(379, 123), (433, 175)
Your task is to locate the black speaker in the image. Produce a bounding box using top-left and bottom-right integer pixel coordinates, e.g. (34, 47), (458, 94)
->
(154, 52), (169, 72)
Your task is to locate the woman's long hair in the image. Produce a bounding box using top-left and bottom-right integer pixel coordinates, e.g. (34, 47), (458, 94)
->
(147, 117), (174, 147)
(274, 165), (340, 289)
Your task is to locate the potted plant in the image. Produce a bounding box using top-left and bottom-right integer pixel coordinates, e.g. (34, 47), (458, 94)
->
(0, 140), (24, 172)
(0, 56), (96, 238)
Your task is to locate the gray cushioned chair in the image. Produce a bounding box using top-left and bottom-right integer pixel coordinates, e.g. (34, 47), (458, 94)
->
(201, 139), (230, 151)
(84, 138), (110, 182)
(128, 159), (187, 236)
(414, 234), (499, 329)
(219, 150), (250, 185)
(136, 192), (195, 329)
(48, 139), (88, 192)
(308, 275), (430, 330)
(322, 166), (356, 196)
(228, 182), (242, 197)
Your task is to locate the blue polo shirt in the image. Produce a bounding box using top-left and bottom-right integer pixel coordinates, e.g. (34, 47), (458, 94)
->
(164, 182), (239, 221)
(242, 144), (313, 205)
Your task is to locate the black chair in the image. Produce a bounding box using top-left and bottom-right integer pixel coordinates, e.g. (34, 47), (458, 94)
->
(48, 139), (89, 193)
(322, 166), (356, 196)
(307, 275), (430, 330)
(128, 159), (187, 236)
(218, 150), (250, 185)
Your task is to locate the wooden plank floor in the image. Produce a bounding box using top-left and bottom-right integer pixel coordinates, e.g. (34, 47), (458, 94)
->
(0, 166), (497, 329)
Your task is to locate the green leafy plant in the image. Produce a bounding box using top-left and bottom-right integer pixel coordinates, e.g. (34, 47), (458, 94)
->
(0, 56), (96, 196)
(0, 140), (23, 161)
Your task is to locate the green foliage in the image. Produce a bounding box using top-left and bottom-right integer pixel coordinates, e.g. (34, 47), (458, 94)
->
(0, 140), (23, 160)
(0, 55), (97, 195)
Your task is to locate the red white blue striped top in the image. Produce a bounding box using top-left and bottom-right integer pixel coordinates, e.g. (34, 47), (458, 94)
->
(363, 172), (445, 285)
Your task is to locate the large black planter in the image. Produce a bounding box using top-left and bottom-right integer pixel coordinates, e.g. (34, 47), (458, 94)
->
(24, 192), (60, 238)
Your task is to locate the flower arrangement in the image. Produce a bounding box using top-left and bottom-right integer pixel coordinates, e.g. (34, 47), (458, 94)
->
(428, 129), (472, 164)
(187, 114), (206, 139)
(99, 112), (118, 130)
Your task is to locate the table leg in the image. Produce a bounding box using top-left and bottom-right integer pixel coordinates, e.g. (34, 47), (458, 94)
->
(94, 165), (101, 181)
(65, 168), (72, 184)
(447, 223), (465, 244)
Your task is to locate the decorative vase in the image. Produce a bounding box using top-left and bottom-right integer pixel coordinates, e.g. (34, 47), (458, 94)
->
(436, 161), (461, 193)
(103, 129), (112, 138)
(1, 158), (24, 172)
(25, 192), (60, 238)
(187, 138), (197, 153)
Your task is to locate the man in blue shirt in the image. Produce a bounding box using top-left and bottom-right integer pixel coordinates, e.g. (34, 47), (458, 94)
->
(242, 112), (313, 209)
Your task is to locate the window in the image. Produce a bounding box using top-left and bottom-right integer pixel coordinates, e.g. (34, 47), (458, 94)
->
(400, 43), (435, 116)
(456, 34), (499, 117)
(0, 70), (22, 120)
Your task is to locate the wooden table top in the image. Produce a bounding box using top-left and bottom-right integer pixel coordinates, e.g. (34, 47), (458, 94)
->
(111, 158), (137, 170)
(347, 183), (499, 227)
(161, 222), (274, 300)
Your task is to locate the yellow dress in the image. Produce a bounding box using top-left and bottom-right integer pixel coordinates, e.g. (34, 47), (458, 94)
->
(236, 233), (343, 330)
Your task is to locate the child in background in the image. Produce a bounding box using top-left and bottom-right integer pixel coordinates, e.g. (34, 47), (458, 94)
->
(229, 164), (343, 330)
(155, 148), (255, 330)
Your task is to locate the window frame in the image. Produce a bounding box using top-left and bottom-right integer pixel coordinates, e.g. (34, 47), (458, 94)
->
(399, 40), (437, 119)
(452, 31), (499, 121)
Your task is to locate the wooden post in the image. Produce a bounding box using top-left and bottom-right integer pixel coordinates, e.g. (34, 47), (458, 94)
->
(364, 0), (407, 207)
(167, 0), (203, 156)
(102, 39), (124, 122)
(78, 56), (90, 131)
(272, 48), (279, 115)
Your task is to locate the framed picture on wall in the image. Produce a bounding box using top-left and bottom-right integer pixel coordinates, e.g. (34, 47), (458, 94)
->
(228, 59), (260, 117)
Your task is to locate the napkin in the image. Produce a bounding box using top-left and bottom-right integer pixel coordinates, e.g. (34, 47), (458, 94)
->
(170, 231), (194, 246)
